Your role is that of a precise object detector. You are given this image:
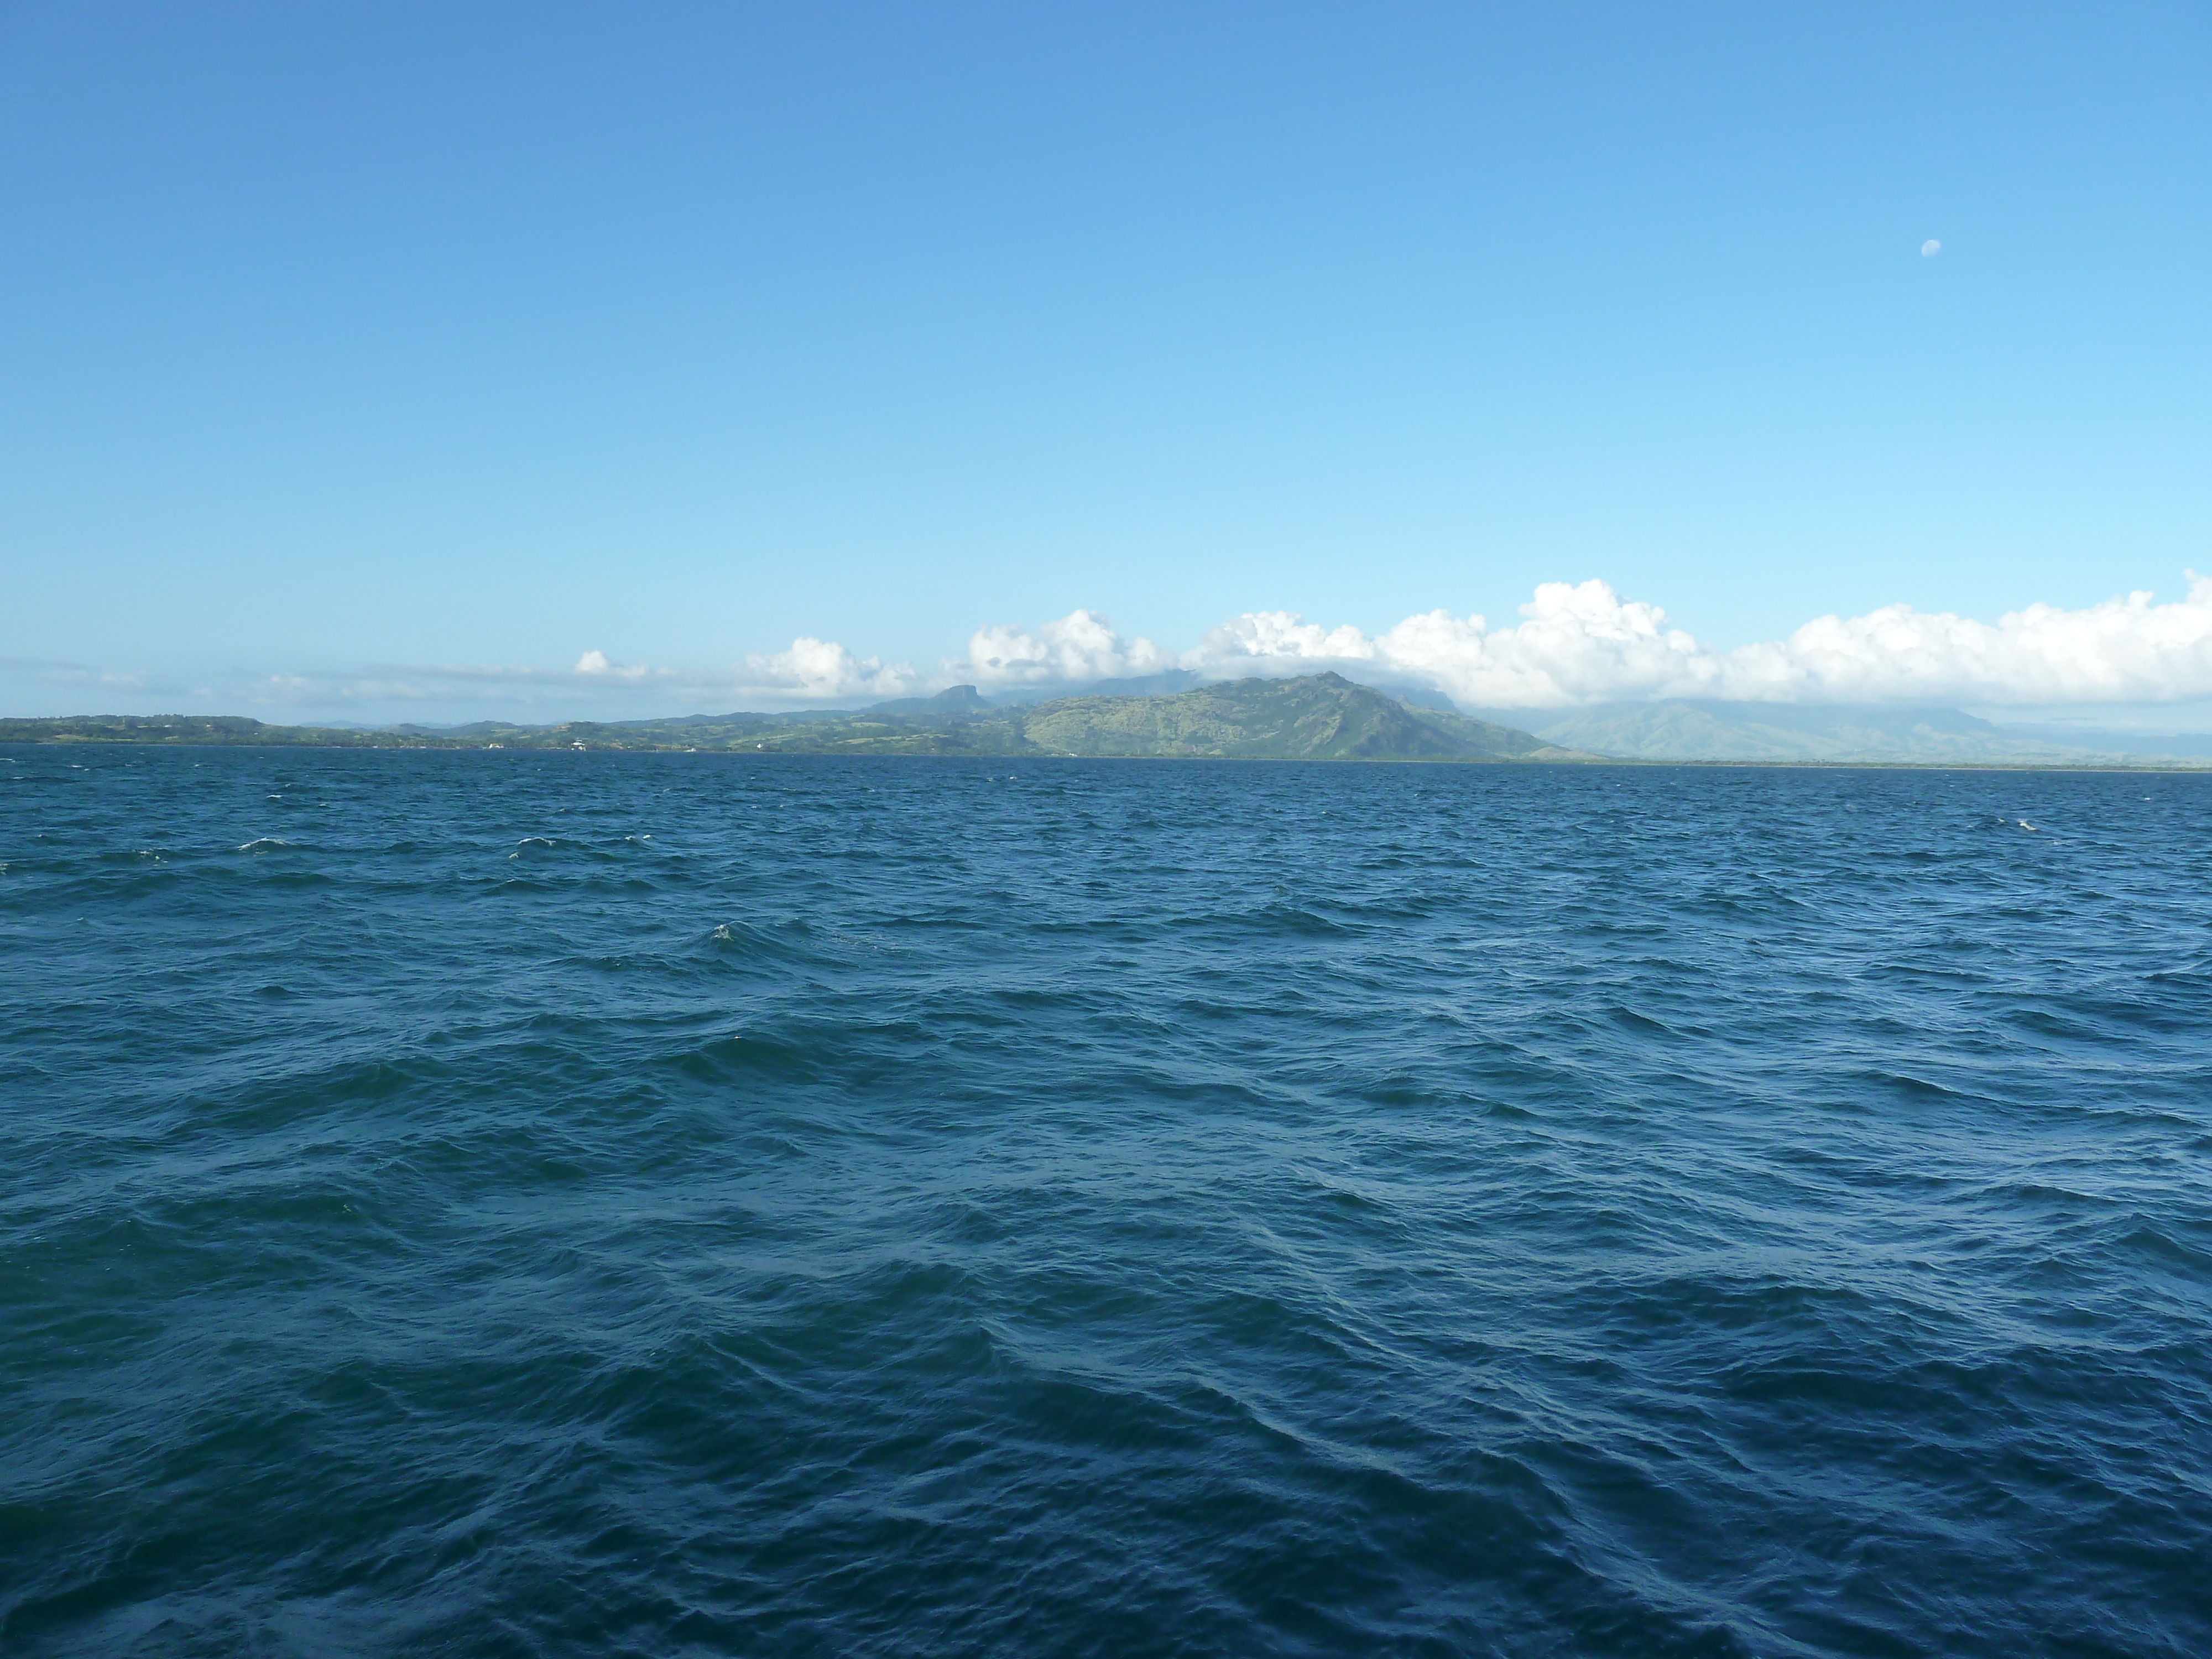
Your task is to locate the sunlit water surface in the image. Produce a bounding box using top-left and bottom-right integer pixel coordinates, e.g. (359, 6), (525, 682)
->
(3, 748), (2209, 1658)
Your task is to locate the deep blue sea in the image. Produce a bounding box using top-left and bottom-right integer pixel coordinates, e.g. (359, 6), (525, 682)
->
(3, 748), (2210, 1658)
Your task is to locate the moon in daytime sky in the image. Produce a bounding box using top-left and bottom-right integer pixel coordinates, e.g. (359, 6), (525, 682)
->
(1921, 239), (1942, 256)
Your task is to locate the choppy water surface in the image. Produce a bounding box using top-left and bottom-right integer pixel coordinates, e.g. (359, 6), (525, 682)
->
(3, 748), (2209, 1658)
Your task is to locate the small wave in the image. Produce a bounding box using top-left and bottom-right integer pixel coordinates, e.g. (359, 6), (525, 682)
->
(664, 1029), (831, 1084)
(1182, 901), (1352, 937)
(96, 847), (175, 865)
(2147, 961), (2209, 984)
(703, 917), (848, 967)
(236, 837), (295, 853)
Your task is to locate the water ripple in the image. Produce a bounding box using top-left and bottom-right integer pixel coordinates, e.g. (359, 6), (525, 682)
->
(3, 750), (2210, 1657)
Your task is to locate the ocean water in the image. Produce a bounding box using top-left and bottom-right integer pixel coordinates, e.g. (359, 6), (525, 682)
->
(3, 748), (2209, 1659)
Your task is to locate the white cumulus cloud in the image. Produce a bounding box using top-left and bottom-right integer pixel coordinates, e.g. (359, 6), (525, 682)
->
(1180, 573), (2212, 708)
(1186, 579), (1718, 706)
(561, 640), (923, 702)
(573, 649), (649, 680)
(739, 637), (924, 701)
(1723, 576), (2212, 705)
(957, 609), (1176, 687)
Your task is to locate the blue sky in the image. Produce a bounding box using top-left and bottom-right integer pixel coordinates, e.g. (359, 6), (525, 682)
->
(3, 2), (2208, 718)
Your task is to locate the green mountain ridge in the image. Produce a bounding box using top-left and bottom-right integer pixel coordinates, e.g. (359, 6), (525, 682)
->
(0, 674), (1582, 763)
(1019, 674), (1559, 760)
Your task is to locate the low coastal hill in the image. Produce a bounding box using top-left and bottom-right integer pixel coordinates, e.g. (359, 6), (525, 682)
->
(1, 674), (1584, 764)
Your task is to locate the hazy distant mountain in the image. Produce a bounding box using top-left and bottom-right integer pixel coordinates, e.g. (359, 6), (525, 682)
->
(1975, 722), (2212, 761)
(1472, 700), (2212, 764)
(3, 676), (1574, 764)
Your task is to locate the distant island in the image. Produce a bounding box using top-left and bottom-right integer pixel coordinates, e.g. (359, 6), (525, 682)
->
(9, 673), (2209, 766)
(0, 673), (1588, 763)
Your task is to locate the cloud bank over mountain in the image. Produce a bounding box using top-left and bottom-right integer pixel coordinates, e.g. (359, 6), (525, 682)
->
(939, 573), (2212, 712)
(10, 576), (2211, 721)
(1164, 573), (2212, 709)
(577, 571), (2212, 712)
(963, 612), (1180, 690)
